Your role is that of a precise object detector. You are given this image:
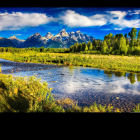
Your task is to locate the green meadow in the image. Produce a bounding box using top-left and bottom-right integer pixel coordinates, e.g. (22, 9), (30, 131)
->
(1, 51), (140, 73)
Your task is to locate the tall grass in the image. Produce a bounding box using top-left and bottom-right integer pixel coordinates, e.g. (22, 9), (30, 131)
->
(0, 70), (125, 113)
(1, 52), (140, 73)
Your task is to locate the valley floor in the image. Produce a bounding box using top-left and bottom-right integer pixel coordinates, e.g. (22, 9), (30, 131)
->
(1, 52), (140, 73)
(1, 52), (140, 112)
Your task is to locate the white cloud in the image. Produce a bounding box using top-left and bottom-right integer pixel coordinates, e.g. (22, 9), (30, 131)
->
(106, 11), (127, 19)
(114, 28), (123, 30)
(107, 11), (140, 28)
(129, 10), (140, 15)
(0, 12), (54, 31)
(60, 10), (140, 29)
(60, 10), (108, 27)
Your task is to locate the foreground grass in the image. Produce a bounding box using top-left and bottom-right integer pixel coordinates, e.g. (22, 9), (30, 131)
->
(0, 72), (128, 113)
(1, 52), (140, 73)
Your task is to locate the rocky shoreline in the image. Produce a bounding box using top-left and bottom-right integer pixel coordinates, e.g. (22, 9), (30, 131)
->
(0, 59), (64, 74)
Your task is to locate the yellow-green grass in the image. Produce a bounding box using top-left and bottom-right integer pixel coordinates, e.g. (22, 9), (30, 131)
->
(1, 52), (140, 73)
(0, 72), (124, 112)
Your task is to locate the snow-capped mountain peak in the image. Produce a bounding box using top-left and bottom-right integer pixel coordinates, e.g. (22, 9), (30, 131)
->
(58, 29), (69, 37)
(44, 32), (54, 39)
(0, 29), (96, 48)
(9, 35), (18, 39)
(76, 30), (81, 33)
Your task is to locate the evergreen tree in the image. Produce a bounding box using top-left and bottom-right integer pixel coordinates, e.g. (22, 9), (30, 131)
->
(137, 30), (140, 47)
(113, 40), (119, 50)
(77, 43), (82, 52)
(74, 44), (77, 53)
(128, 27), (137, 40)
(39, 46), (45, 52)
(104, 33), (113, 40)
(82, 42), (86, 51)
(70, 45), (74, 52)
(128, 27), (138, 47)
(115, 34), (123, 39)
(2, 47), (5, 52)
(92, 39), (96, 49)
(124, 33), (127, 39)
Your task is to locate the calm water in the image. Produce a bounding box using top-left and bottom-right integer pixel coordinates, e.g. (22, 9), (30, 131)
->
(1, 58), (140, 112)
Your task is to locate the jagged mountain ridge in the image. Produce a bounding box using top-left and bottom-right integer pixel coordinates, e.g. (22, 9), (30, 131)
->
(1, 29), (97, 48)
(0, 37), (17, 47)
(8, 35), (25, 47)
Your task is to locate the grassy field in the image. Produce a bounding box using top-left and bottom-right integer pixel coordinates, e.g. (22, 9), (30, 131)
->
(1, 52), (140, 73)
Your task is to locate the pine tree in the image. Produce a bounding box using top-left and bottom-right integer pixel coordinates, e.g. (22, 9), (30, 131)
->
(70, 45), (74, 52)
(92, 39), (96, 46)
(82, 42), (86, 51)
(74, 44), (77, 53)
(128, 27), (138, 47)
(77, 43), (82, 52)
(128, 27), (137, 40)
(137, 30), (140, 47)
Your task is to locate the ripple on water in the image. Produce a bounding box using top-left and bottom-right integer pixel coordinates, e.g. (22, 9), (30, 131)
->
(1, 59), (140, 112)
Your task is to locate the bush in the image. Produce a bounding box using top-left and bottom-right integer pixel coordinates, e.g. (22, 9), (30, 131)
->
(133, 47), (140, 55)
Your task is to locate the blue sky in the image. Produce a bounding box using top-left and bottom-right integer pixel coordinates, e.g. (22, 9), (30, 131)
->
(0, 7), (140, 40)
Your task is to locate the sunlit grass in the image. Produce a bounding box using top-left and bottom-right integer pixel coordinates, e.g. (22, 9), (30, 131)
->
(1, 52), (140, 112)
(0, 70), (126, 113)
(1, 52), (140, 73)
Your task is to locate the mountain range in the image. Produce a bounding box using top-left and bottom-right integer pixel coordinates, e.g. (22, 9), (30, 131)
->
(0, 29), (97, 48)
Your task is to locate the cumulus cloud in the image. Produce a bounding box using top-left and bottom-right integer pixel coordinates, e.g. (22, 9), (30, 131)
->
(60, 10), (140, 29)
(107, 11), (140, 28)
(128, 10), (140, 15)
(60, 10), (108, 27)
(1, 10), (140, 31)
(0, 12), (54, 31)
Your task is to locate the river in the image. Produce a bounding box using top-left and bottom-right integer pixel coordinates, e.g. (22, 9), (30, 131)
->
(1, 58), (140, 112)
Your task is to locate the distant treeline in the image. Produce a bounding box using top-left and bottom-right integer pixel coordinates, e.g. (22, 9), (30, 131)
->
(70, 27), (140, 55)
(0, 27), (140, 56)
(0, 46), (70, 53)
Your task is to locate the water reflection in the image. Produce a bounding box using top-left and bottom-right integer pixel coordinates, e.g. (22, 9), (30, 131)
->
(104, 70), (139, 84)
(1, 58), (140, 111)
(137, 73), (140, 82)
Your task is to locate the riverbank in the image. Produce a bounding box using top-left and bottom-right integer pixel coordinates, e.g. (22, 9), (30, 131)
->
(1, 52), (140, 112)
(0, 72), (126, 112)
(1, 52), (140, 74)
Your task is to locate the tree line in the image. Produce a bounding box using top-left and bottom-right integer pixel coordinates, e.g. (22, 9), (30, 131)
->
(0, 46), (70, 53)
(70, 27), (140, 55)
